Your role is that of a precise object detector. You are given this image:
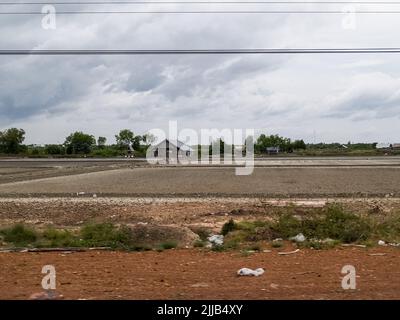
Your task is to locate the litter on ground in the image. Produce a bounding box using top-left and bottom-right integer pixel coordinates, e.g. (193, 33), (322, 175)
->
(237, 268), (265, 277)
(207, 234), (224, 246)
(290, 233), (306, 243)
(278, 249), (300, 255)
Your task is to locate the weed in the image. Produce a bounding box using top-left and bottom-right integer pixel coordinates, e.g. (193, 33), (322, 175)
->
(80, 223), (132, 248)
(193, 239), (206, 248)
(271, 241), (283, 248)
(221, 219), (237, 236)
(157, 241), (178, 250)
(0, 224), (38, 246)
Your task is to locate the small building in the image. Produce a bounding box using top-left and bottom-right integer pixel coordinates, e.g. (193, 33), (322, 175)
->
(266, 147), (280, 155)
(376, 143), (400, 150)
(376, 143), (391, 149)
(150, 139), (194, 162)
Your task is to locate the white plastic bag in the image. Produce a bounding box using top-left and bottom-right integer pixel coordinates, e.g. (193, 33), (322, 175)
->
(237, 268), (265, 277)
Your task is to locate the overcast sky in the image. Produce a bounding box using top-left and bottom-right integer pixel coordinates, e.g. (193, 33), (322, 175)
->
(0, 2), (400, 144)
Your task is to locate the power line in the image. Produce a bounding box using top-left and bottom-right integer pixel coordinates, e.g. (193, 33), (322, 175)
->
(3, 10), (400, 13)
(1, 48), (400, 54)
(3, 1), (400, 4)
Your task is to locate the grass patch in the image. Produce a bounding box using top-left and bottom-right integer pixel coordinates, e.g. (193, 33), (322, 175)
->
(157, 241), (178, 250)
(221, 219), (237, 236)
(193, 239), (206, 248)
(0, 224), (38, 246)
(80, 223), (133, 249)
(271, 241), (284, 248)
(0, 223), (177, 251)
(39, 228), (77, 247)
(219, 204), (399, 249)
(190, 227), (212, 241)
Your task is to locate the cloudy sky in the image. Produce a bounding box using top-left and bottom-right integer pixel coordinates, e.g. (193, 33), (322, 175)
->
(0, 1), (400, 144)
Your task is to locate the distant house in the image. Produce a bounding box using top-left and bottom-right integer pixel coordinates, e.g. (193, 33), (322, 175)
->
(150, 139), (194, 161)
(266, 147), (280, 155)
(376, 143), (391, 149)
(376, 143), (400, 150)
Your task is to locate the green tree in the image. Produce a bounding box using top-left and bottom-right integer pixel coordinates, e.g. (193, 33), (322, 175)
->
(141, 133), (156, 145)
(115, 129), (141, 151)
(64, 131), (96, 154)
(291, 139), (306, 150)
(97, 136), (107, 148)
(0, 128), (26, 154)
(255, 134), (291, 153)
(45, 144), (65, 155)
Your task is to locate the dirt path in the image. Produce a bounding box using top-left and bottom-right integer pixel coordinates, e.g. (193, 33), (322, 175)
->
(1, 247), (400, 300)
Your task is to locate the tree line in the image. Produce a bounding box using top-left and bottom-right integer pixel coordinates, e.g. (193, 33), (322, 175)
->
(0, 127), (381, 157)
(0, 128), (155, 157)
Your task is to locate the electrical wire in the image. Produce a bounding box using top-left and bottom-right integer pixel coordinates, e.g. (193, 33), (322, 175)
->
(1, 48), (400, 54)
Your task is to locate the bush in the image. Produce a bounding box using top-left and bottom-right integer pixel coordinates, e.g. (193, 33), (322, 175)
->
(41, 228), (76, 247)
(273, 214), (303, 239)
(221, 219), (237, 236)
(80, 223), (132, 248)
(193, 239), (206, 248)
(157, 241), (178, 250)
(316, 205), (372, 243)
(1, 224), (38, 245)
(191, 227), (211, 241)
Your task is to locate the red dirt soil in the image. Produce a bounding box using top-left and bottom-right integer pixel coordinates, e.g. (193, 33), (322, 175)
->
(1, 247), (400, 300)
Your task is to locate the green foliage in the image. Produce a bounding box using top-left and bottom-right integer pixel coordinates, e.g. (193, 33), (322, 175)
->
(217, 205), (379, 249)
(255, 134), (292, 153)
(376, 214), (400, 242)
(157, 241), (178, 250)
(221, 219), (237, 236)
(97, 136), (107, 148)
(292, 139), (307, 150)
(191, 227), (211, 241)
(41, 228), (76, 247)
(45, 144), (65, 155)
(90, 146), (121, 157)
(0, 224), (37, 245)
(64, 131), (96, 154)
(115, 129), (141, 151)
(80, 223), (132, 248)
(314, 205), (372, 243)
(193, 239), (206, 248)
(273, 214), (303, 238)
(0, 128), (26, 154)
(271, 241), (283, 248)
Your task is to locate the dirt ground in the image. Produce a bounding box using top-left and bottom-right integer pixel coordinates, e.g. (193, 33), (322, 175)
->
(0, 197), (399, 230)
(1, 165), (400, 197)
(1, 159), (400, 300)
(1, 247), (400, 300)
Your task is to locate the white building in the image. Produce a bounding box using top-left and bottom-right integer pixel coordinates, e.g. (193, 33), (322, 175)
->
(149, 139), (194, 162)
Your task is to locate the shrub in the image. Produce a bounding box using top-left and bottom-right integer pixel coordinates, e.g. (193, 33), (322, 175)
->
(41, 228), (76, 247)
(157, 241), (177, 250)
(1, 224), (38, 245)
(193, 239), (206, 248)
(221, 219), (237, 236)
(80, 223), (132, 248)
(316, 205), (372, 243)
